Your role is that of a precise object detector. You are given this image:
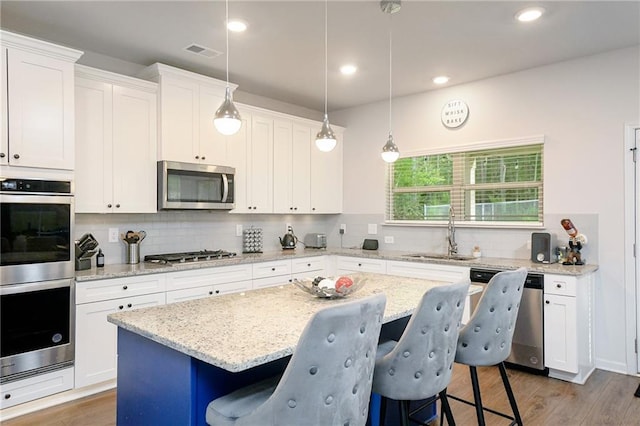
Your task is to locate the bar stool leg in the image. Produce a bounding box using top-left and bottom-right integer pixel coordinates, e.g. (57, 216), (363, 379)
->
(439, 389), (456, 426)
(469, 366), (486, 426)
(399, 400), (410, 426)
(498, 362), (523, 425)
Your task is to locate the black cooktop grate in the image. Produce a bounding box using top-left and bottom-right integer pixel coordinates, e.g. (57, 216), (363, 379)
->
(144, 250), (236, 264)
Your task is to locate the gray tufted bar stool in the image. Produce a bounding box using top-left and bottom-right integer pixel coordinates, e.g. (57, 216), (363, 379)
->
(205, 293), (387, 426)
(448, 267), (528, 426)
(371, 280), (470, 426)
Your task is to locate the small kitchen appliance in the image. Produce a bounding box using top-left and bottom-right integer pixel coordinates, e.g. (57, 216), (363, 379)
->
(75, 233), (99, 271)
(279, 226), (298, 250)
(303, 233), (327, 249)
(530, 232), (556, 263)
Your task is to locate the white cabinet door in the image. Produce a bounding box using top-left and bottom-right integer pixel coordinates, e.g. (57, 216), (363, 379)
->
(273, 120), (293, 213)
(199, 85), (227, 165)
(111, 85), (157, 213)
(75, 292), (165, 388)
(74, 77), (113, 212)
(544, 293), (578, 373)
(292, 123), (312, 213)
(248, 114), (274, 212)
(1, 47), (8, 166)
(228, 112), (251, 213)
(75, 68), (157, 213)
(159, 76), (199, 163)
(6, 48), (75, 169)
(310, 131), (343, 213)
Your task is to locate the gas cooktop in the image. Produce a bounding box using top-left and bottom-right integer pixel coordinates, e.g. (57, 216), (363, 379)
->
(144, 250), (237, 264)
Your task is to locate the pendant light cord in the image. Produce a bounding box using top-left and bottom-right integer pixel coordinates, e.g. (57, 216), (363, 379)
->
(324, 0), (328, 116)
(388, 12), (393, 134)
(225, 0), (230, 86)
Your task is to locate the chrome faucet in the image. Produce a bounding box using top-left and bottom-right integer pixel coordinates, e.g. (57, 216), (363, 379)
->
(447, 206), (458, 257)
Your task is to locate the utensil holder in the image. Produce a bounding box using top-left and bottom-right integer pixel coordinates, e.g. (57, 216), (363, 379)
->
(126, 242), (140, 264)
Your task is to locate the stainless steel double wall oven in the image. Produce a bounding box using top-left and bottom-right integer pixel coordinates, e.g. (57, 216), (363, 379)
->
(0, 178), (75, 382)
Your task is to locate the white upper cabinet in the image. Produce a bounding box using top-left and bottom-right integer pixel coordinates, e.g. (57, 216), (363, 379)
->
(0, 31), (82, 170)
(273, 120), (312, 214)
(75, 65), (157, 213)
(310, 130), (343, 213)
(138, 63), (234, 166)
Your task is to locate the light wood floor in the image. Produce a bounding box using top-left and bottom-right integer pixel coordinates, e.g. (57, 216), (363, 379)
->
(3, 367), (639, 425)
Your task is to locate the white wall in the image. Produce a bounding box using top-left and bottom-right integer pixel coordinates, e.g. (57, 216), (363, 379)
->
(333, 46), (640, 373)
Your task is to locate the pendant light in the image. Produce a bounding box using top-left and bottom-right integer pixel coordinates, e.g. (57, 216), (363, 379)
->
(214, 0), (242, 136)
(315, 0), (337, 152)
(380, 0), (400, 163)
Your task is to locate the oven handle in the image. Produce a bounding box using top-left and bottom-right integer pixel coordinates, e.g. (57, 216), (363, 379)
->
(0, 278), (73, 295)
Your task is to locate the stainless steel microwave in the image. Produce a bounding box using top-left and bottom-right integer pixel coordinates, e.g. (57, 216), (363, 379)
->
(157, 161), (235, 210)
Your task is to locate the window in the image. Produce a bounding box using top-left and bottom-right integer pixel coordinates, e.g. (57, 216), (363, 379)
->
(386, 141), (543, 225)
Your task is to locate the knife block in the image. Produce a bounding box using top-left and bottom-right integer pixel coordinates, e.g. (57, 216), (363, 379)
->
(75, 257), (92, 271)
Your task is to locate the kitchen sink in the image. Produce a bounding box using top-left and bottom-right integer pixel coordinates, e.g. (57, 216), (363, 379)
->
(402, 253), (476, 261)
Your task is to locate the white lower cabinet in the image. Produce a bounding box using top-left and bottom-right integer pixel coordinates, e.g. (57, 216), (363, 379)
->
(291, 256), (327, 280)
(252, 259), (292, 289)
(1, 367), (74, 410)
(386, 260), (469, 282)
(335, 256), (387, 275)
(74, 276), (166, 388)
(543, 273), (594, 384)
(165, 265), (252, 303)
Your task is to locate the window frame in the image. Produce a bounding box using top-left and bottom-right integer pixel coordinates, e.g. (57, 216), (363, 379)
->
(385, 135), (545, 229)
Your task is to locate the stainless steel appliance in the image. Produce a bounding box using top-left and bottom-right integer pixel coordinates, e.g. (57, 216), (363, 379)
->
(157, 161), (235, 210)
(469, 268), (547, 374)
(303, 233), (327, 249)
(144, 249), (237, 264)
(1, 279), (74, 381)
(0, 177), (75, 381)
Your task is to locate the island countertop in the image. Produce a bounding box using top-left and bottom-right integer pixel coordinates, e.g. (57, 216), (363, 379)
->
(107, 273), (481, 373)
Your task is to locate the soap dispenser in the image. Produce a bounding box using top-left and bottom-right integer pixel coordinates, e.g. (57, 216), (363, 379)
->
(96, 249), (105, 268)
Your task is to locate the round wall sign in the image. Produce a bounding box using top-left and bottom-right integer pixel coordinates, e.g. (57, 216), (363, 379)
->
(441, 100), (469, 128)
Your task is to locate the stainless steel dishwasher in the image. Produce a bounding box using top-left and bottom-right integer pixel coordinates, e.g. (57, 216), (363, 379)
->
(469, 268), (548, 374)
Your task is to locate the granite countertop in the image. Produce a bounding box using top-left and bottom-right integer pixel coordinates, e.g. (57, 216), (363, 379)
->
(107, 272), (482, 373)
(77, 248), (598, 282)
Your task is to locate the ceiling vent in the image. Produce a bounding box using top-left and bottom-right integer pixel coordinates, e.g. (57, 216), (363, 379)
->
(183, 44), (222, 58)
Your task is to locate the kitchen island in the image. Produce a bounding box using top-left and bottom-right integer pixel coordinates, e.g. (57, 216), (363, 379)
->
(108, 272), (480, 426)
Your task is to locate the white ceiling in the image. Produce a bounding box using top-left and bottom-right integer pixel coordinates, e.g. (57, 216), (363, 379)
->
(1, 1), (638, 112)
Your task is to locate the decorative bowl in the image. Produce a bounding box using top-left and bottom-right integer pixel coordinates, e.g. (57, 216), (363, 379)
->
(293, 275), (366, 299)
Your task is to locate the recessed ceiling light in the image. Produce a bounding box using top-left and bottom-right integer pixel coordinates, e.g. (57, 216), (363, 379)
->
(227, 19), (247, 32)
(433, 75), (450, 85)
(340, 64), (357, 76)
(515, 7), (545, 22)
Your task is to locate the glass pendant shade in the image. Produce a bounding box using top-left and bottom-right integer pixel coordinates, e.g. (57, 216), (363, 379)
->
(214, 87), (242, 136)
(381, 132), (400, 163)
(315, 114), (337, 152)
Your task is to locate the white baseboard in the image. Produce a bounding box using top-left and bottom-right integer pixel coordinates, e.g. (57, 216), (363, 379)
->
(595, 357), (630, 375)
(0, 380), (116, 422)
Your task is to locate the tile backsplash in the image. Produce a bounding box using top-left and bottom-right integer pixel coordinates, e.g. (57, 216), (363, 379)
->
(76, 211), (598, 266)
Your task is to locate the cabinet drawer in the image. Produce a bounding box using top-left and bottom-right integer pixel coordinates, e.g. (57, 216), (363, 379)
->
(215, 280), (252, 295)
(165, 264), (252, 291)
(291, 256), (326, 274)
(253, 260), (291, 279)
(336, 257), (386, 274)
(544, 275), (576, 297)
(1, 366), (74, 409)
(76, 275), (166, 304)
(253, 275), (291, 289)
